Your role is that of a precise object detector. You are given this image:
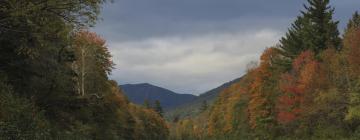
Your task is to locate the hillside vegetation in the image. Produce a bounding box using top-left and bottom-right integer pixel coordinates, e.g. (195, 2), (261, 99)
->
(0, 1), (168, 139)
(166, 77), (242, 120)
(170, 0), (360, 139)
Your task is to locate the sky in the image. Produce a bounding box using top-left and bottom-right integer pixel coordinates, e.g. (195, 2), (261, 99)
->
(93, 0), (360, 95)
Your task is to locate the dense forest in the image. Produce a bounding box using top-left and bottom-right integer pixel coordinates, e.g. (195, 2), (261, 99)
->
(0, 0), (168, 139)
(2, 0), (360, 140)
(170, 0), (360, 140)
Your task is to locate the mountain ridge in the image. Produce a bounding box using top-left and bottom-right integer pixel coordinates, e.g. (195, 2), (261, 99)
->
(120, 83), (197, 110)
(165, 76), (243, 119)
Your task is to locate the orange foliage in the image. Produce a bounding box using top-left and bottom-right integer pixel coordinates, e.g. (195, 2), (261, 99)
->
(343, 28), (360, 75)
(74, 30), (106, 49)
(276, 51), (319, 124)
(247, 48), (278, 129)
(74, 30), (114, 73)
(207, 78), (250, 136)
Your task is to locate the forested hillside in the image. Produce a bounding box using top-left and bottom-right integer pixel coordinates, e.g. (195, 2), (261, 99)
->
(170, 0), (360, 139)
(121, 83), (197, 109)
(0, 1), (168, 139)
(166, 77), (242, 120)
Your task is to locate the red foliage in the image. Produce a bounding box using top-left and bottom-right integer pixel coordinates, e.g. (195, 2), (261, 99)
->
(276, 51), (319, 124)
(277, 112), (296, 124)
(292, 51), (315, 71)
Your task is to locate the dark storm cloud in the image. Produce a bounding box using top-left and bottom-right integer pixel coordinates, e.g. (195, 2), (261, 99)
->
(94, 0), (304, 41)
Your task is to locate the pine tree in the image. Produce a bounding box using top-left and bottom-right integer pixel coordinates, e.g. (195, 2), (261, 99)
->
(279, 16), (307, 60)
(302, 0), (340, 52)
(154, 100), (164, 117)
(144, 99), (152, 109)
(279, 0), (340, 62)
(200, 100), (208, 112)
(345, 11), (360, 32)
(278, 17), (308, 68)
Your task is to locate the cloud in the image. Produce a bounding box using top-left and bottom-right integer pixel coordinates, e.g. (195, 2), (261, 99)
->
(93, 0), (360, 94)
(109, 29), (282, 94)
(95, 0), (360, 41)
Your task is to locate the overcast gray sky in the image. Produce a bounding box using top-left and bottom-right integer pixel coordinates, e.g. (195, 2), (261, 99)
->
(93, 0), (360, 95)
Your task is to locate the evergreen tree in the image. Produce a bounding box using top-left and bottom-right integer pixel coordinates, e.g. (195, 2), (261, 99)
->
(144, 99), (152, 109)
(302, 0), (340, 52)
(173, 115), (180, 123)
(279, 0), (340, 63)
(154, 100), (164, 117)
(346, 11), (360, 32)
(278, 16), (307, 68)
(200, 100), (208, 112)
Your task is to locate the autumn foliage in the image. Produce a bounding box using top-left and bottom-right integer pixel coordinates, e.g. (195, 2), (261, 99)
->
(247, 48), (277, 129)
(171, 7), (360, 139)
(276, 51), (319, 124)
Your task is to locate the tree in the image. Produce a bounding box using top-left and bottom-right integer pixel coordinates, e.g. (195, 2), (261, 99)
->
(0, 0), (171, 139)
(0, 76), (50, 139)
(0, 0), (109, 120)
(130, 104), (169, 140)
(246, 48), (284, 139)
(173, 115), (180, 123)
(207, 80), (252, 138)
(278, 16), (307, 62)
(200, 100), (208, 112)
(154, 100), (164, 117)
(276, 51), (318, 125)
(278, 0), (340, 63)
(0, 1), (112, 136)
(343, 12), (360, 124)
(302, 0), (341, 52)
(73, 30), (114, 97)
(144, 99), (152, 109)
(346, 11), (360, 33)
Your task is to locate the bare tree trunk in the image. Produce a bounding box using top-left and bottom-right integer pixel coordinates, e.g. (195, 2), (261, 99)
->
(72, 62), (81, 95)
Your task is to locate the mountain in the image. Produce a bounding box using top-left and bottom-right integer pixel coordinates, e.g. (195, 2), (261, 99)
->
(120, 83), (197, 110)
(165, 76), (243, 120)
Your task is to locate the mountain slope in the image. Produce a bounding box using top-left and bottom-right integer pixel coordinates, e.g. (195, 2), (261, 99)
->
(165, 76), (243, 120)
(120, 83), (197, 110)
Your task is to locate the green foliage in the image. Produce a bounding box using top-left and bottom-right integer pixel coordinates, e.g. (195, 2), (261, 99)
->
(346, 92), (360, 122)
(0, 77), (51, 139)
(278, 0), (340, 66)
(130, 104), (169, 140)
(0, 0), (170, 139)
(279, 16), (307, 61)
(144, 99), (152, 109)
(154, 100), (164, 117)
(346, 11), (360, 32)
(301, 0), (341, 52)
(199, 100), (208, 112)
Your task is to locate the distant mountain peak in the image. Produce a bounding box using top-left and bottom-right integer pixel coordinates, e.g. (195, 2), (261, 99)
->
(120, 83), (197, 110)
(165, 76), (243, 119)
(123, 83), (151, 86)
(137, 83), (152, 86)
